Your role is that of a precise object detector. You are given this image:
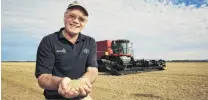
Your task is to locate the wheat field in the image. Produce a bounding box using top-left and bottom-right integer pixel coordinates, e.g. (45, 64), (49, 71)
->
(1, 62), (208, 100)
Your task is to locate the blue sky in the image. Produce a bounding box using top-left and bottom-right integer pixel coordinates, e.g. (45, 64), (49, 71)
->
(2, 0), (208, 61)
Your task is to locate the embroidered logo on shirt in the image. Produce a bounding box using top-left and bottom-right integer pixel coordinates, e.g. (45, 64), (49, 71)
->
(83, 48), (89, 54)
(56, 48), (66, 53)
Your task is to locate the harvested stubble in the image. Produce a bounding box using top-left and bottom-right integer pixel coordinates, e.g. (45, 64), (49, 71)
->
(2, 62), (208, 100)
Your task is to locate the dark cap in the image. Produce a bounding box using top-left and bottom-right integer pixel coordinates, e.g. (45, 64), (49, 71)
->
(67, 1), (88, 16)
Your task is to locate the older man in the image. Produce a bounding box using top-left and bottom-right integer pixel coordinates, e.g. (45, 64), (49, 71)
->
(35, 1), (98, 100)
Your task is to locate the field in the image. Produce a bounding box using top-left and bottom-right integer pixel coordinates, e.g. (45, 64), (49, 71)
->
(2, 62), (208, 100)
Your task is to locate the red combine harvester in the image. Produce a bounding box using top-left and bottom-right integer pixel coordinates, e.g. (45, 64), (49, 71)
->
(96, 39), (166, 75)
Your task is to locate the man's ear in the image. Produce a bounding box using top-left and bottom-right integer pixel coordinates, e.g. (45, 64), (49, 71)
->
(63, 12), (66, 22)
(64, 11), (67, 18)
(85, 19), (88, 24)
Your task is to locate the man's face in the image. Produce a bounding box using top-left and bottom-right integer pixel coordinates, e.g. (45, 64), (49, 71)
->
(64, 8), (88, 35)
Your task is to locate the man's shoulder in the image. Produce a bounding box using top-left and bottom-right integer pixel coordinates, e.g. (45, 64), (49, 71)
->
(42, 31), (59, 40)
(81, 33), (95, 42)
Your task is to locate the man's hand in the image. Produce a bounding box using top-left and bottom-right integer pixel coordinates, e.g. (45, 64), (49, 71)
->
(58, 77), (92, 98)
(78, 78), (92, 96)
(58, 77), (79, 98)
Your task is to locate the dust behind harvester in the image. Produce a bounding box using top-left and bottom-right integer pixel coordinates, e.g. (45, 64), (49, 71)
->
(96, 39), (166, 75)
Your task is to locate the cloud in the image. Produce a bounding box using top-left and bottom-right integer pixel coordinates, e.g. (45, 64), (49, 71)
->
(2, 0), (208, 60)
(84, 0), (208, 59)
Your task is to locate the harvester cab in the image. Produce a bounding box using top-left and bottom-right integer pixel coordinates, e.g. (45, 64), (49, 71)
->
(111, 39), (132, 56)
(96, 39), (166, 75)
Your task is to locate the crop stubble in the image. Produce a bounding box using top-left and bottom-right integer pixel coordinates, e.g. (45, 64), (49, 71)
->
(2, 62), (208, 100)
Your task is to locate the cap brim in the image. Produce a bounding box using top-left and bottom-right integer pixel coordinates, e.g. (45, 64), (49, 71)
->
(67, 5), (88, 16)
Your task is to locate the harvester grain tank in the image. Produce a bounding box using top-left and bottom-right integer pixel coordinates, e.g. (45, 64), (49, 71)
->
(96, 39), (166, 75)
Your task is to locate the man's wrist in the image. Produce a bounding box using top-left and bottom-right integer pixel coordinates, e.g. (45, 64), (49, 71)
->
(51, 76), (65, 89)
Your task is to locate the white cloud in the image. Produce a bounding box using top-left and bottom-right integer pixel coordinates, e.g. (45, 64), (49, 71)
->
(2, 0), (208, 60)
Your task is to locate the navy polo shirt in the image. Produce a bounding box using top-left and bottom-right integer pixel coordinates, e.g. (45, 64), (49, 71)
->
(35, 28), (98, 99)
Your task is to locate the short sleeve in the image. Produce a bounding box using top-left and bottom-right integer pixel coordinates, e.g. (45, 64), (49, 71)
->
(35, 36), (55, 78)
(86, 38), (98, 68)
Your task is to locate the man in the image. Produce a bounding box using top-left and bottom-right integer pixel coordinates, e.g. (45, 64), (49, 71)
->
(35, 1), (98, 100)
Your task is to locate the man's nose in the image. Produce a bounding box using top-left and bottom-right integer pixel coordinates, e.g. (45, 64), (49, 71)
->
(73, 17), (79, 23)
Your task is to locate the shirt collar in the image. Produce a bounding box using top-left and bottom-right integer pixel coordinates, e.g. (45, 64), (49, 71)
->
(58, 28), (65, 39)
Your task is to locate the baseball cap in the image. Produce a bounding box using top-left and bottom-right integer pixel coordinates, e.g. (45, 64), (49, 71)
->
(67, 1), (89, 16)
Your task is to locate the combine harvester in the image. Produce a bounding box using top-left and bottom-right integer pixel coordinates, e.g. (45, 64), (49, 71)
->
(96, 39), (166, 75)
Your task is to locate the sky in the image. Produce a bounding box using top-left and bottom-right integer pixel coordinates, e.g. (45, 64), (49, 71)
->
(1, 0), (208, 61)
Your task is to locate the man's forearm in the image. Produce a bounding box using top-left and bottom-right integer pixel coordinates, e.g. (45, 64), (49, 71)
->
(38, 74), (63, 90)
(81, 67), (98, 84)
